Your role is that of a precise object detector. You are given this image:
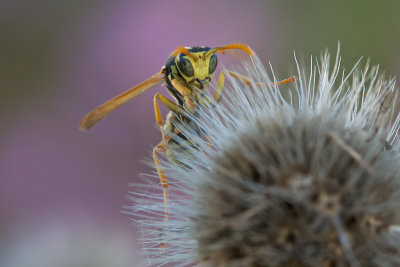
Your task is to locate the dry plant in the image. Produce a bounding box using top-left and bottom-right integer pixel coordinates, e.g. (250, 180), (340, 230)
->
(127, 47), (400, 267)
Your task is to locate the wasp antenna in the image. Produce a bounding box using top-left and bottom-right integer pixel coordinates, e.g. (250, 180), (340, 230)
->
(170, 46), (194, 59)
(211, 43), (255, 57)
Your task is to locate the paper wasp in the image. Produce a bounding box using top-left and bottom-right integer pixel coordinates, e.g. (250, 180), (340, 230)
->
(79, 43), (295, 247)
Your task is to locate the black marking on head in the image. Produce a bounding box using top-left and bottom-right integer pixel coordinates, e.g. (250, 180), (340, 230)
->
(187, 46), (211, 53)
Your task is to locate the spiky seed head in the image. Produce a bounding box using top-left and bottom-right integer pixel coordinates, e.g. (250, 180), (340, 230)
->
(128, 48), (400, 267)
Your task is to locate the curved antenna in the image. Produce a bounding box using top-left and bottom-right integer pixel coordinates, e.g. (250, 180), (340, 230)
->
(205, 43), (255, 58)
(170, 46), (197, 61)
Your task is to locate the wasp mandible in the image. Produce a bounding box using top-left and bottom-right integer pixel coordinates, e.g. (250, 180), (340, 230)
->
(79, 43), (295, 247)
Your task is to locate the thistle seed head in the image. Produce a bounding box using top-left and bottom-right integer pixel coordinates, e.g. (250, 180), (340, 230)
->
(128, 48), (400, 266)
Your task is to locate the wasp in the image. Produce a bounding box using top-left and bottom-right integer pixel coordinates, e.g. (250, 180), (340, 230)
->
(79, 43), (295, 247)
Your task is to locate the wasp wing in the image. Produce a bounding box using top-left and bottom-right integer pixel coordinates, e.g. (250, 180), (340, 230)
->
(79, 71), (165, 131)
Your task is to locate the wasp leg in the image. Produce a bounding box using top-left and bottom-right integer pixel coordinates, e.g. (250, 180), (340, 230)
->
(214, 71), (226, 102)
(170, 79), (196, 109)
(152, 141), (169, 207)
(228, 71), (296, 87)
(214, 71), (250, 102)
(152, 140), (169, 249)
(272, 75), (297, 86)
(214, 71), (296, 102)
(153, 92), (183, 194)
(153, 93), (185, 249)
(154, 93), (184, 144)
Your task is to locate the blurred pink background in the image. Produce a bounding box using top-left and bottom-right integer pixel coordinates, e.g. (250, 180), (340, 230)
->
(1, 1), (400, 265)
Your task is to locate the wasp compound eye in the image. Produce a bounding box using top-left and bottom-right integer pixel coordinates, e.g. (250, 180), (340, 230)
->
(177, 54), (194, 77)
(209, 53), (218, 74)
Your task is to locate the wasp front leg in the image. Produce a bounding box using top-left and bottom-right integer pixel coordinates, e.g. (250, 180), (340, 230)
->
(154, 93), (184, 144)
(214, 71), (252, 102)
(153, 93), (184, 248)
(152, 141), (168, 208)
(170, 79), (196, 109)
(214, 71), (296, 102)
(152, 140), (169, 249)
(153, 92), (183, 198)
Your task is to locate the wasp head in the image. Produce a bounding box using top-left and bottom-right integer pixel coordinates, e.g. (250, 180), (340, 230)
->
(175, 47), (217, 90)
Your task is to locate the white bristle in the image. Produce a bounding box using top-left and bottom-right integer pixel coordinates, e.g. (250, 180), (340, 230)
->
(125, 47), (400, 266)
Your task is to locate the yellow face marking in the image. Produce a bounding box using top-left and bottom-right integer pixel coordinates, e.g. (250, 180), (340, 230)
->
(176, 51), (214, 89)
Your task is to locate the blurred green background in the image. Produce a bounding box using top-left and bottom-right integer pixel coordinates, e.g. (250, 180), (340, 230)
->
(1, 0), (399, 265)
